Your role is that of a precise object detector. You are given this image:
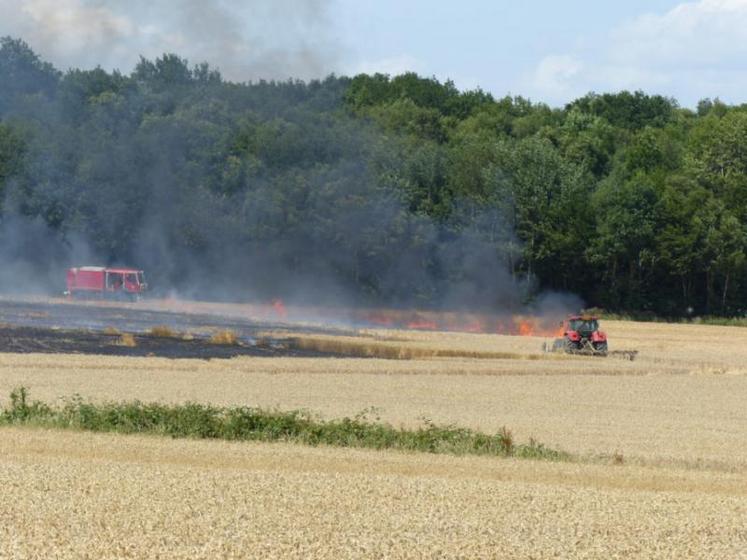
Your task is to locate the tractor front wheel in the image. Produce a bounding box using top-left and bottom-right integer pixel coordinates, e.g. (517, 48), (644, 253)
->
(593, 341), (608, 355)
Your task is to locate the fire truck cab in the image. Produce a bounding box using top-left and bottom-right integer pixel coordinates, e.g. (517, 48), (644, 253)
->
(66, 266), (147, 300)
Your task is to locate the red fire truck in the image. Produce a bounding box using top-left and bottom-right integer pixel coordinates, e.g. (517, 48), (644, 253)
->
(66, 266), (147, 300)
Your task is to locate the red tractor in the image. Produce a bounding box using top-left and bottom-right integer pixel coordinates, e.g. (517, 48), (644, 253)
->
(66, 266), (147, 301)
(553, 315), (608, 355)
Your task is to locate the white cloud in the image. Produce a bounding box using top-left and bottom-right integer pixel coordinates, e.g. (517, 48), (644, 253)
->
(530, 55), (584, 100)
(528, 0), (747, 106)
(610, 0), (747, 68)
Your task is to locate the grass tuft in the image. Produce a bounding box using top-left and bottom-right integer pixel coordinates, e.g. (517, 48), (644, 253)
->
(0, 388), (569, 462)
(209, 330), (238, 345)
(116, 333), (137, 347)
(149, 325), (178, 338)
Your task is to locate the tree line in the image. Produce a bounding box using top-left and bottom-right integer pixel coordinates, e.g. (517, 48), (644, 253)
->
(1, 36), (746, 316)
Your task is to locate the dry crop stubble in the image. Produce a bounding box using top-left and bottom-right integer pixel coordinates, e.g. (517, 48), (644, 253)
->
(271, 318), (747, 373)
(602, 320), (747, 372)
(1, 318), (747, 558)
(279, 329), (553, 360)
(1, 319), (746, 468)
(1, 351), (746, 470)
(0, 428), (745, 559)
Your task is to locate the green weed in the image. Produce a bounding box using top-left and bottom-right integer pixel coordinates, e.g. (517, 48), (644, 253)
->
(0, 388), (569, 461)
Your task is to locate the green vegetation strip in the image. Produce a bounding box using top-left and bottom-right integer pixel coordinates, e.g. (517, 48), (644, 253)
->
(0, 388), (568, 461)
(586, 308), (747, 327)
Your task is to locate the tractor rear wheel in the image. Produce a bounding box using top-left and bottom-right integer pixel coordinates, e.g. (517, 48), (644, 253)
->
(593, 341), (608, 355)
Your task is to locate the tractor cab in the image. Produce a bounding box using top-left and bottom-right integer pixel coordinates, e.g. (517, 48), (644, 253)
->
(562, 314), (608, 355)
(568, 316), (599, 337)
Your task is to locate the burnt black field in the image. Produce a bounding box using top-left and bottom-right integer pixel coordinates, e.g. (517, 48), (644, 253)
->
(0, 298), (347, 359)
(0, 325), (335, 359)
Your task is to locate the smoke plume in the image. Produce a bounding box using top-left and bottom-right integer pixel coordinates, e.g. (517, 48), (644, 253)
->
(0, 28), (583, 321)
(0, 0), (339, 82)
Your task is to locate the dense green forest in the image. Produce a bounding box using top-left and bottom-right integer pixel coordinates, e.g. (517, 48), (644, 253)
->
(1, 37), (746, 316)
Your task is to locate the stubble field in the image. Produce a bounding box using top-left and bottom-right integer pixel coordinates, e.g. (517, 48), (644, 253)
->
(1, 316), (746, 558)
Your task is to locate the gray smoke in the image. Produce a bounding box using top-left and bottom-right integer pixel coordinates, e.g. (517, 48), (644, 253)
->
(0, 206), (95, 294)
(0, 0), (338, 81)
(0, 28), (584, 320)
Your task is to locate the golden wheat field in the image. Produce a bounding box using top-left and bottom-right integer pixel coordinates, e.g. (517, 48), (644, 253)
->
(1, 318), (746, 558)
(1, 429), (746, 559)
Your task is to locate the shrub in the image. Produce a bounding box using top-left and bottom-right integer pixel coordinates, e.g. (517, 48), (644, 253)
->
(2, 387), (52, 423)
(0, 388), (570, 462)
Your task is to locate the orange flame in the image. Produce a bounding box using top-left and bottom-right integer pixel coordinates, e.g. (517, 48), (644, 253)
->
(517, 320), (534, 336)
(406, 320), (439, 330)
(461, 319), (485, 333)
(138, 297), (567, 337)
(367, 312), (395, 327)
(270, 298), (287, 320)
(251, 299), (565, 337)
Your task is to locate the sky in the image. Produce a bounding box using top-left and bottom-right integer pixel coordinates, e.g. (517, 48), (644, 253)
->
(1, 0), (746, 107)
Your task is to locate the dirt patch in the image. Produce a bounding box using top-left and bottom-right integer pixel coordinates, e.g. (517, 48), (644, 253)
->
(0, 325), (334, 359)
